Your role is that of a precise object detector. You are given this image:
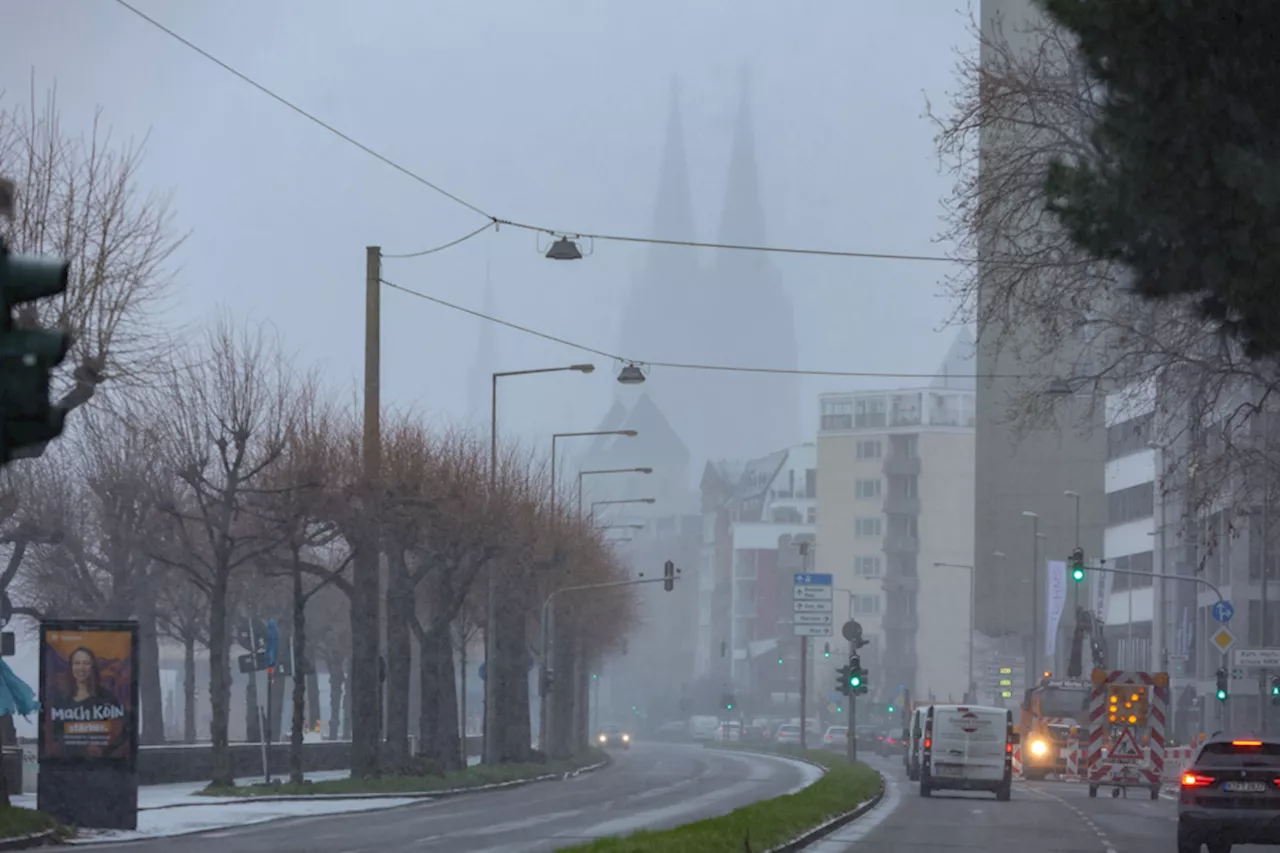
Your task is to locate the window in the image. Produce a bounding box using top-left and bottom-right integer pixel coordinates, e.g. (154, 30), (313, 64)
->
(821, 398), (854, 431)
(855, 396), (887, 428)
(805, 469), (817, 498)
(854, 556), (882, 577)
(856, 479), (882, 499)
(856, 440), (882, 459)
(806, 507), (817, 524)
(853, 595), (881, 615)
(855, 517), (882, 538)
(1107, 482), (1154, 525)
(1107, 413), (1153, 461)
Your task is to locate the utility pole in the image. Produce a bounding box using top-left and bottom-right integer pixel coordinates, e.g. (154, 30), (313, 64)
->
(846, 643), (856, 763)
(799, 637), (808, 750)
(353, 246), (382, 776)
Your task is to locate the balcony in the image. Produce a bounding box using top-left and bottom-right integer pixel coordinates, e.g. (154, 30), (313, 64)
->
(883, 494), (921, 515)
(884, 535), (919, 554)
(882, 455), (921, 477)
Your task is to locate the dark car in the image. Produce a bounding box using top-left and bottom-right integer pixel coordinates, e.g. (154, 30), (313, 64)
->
(597, 723), (631, 750)
(1178, 735), (1280, 852)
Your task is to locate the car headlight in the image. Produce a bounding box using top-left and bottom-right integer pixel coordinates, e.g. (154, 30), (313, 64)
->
(1029, 739), (1049, 757)
(599, 734), (607, 743)
(622, 734), (630, 742)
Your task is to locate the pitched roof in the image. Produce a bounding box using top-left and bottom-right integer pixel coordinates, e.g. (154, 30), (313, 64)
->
(930, 327), (976, 391)
(588, 400), (631, 454)
(616, 393), (689, 462)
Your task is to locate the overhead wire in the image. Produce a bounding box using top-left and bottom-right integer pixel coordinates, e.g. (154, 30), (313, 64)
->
(114, 0), (969, 266)
(381, 277), (1036, 382)
(380, 222), (496, 258)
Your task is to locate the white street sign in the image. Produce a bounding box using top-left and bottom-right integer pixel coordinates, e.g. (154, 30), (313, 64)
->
(1233, 648), (1280, 668)
(794, 612), (833, 625)
(793, 600), (833, 613)
(793, 586), (833, 601)
(793, 624), (832, 637)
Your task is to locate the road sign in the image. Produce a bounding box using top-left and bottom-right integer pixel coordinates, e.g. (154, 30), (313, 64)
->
(1110, 728), (1143, 762)
(794, 624), (832, 637)
(1212, 600), (1235, 623)
(1234, 648), (1280, 668)
(1210, 625), (1237, 654)
(795, 613), (833, 625)
(794, 586), (833, 601)
(793, 572), (833, 586)
(793, 599), (833, 613)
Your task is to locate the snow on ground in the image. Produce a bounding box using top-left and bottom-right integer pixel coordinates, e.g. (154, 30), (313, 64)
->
(15, 756), (483, 844)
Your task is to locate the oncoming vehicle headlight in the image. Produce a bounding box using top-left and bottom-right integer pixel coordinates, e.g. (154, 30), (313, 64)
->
(1029, 738), (1049, 757)
(622, 734), (630, 742)
(599, 734), (607, 744)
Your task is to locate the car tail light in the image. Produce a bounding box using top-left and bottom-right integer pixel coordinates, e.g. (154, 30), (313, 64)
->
(1006, 742), (1013, 754)
(1233, 740), (1263, 747)
(1182, 773), (1214, 788)
(924, 738), (931, 750)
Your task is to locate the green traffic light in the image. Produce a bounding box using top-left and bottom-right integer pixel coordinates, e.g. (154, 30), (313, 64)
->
(887, 704), (895, 713)
(1217, 688), (1228, 701)
(778, 657), (784, 664)
(1071, 567), (1085, 582)
(849, 674), (862, 689)
(836, 706), (843, 713)
(726, 703), (733, 710)
(1272, 685), (1279, 697)
(823, 650), (830, 658)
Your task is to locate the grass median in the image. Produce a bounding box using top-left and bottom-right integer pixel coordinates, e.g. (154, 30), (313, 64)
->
(0, 805), (59, 841)
(198, 749), (606, 797)
(556, 744), (882, 853)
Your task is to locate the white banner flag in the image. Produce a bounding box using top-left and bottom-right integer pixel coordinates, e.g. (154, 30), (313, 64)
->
(1046, 560), (1067, 658)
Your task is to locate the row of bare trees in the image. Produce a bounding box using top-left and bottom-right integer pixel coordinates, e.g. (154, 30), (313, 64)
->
(930, 7), (1280, 526)
(0, 84), (634, 787)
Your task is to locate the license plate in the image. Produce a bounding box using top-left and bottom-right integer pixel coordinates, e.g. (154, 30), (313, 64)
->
(935, 765), (964, 777)
(1223, 781), (1266, 793)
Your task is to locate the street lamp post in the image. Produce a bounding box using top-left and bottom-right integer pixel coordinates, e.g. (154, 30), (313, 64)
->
(1064, 490), (1082, 612)
(578, 468), (653, 518)
(551, 430), (637, 519)
(485, 364), (594, 764)
(934, 562), (976, 703)
(590, 497), (656, 522)
(1021, 511), (1040, 679)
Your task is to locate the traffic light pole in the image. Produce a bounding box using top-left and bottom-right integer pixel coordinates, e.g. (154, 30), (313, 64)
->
(799, 637), (808, 751)
(847, 683), (856, 763)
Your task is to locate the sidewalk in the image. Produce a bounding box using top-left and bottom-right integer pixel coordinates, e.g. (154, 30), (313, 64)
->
(17, 758), (481, 845)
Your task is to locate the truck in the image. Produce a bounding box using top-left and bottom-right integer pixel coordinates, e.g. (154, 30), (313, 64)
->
(1084, 667), (1168, 800)
(1017, 606), (1107, 780)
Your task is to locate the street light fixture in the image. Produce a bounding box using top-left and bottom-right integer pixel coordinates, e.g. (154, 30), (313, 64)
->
(591, 497), (656, 522)
(617, 362), (646, 385)
(551, 429), (638, 519)
(546, 236), (583, 260)
(578, 467), (653, 516)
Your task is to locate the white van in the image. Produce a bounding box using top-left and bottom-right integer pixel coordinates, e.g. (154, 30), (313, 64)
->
(919, 704), (1018, 800)
(688, 715), (720, 741)
(905, 706), (929, 780)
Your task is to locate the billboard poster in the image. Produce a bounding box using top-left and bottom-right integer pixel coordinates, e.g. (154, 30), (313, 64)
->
(38, 620), (138, 765)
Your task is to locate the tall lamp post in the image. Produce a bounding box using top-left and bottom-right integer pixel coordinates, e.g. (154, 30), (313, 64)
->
(1021, 511), (1041, 679)
(485, 363), (594, 764)
(551, 431), (637, 518)
(1064, 490), (1082, 613)
(933, 562), (976, 702)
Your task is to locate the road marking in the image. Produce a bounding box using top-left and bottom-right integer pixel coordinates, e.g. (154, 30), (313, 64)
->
(1028, 785), (1120, 853)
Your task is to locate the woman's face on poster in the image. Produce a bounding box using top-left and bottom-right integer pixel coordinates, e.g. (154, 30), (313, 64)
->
(71, 650), (93, 686)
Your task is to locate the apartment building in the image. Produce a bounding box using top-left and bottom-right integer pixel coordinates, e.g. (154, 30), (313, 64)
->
(815, 332), (977, 704)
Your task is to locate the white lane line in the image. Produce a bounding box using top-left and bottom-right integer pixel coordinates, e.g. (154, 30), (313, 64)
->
(1028, 784), (1122, 853)
(802, 772), (899, 851)
(465, 809), (587, 837)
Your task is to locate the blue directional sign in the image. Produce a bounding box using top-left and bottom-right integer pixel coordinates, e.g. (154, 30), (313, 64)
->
(794, 573), (833, 586)
(1212, 600), (1235, 624)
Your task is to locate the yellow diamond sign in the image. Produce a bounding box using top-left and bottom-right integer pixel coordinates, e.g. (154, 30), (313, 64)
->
(1210, 626), (1237, 653)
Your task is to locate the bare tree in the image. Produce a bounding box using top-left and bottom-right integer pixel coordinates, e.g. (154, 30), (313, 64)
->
(147, 315), (298, 786)
(156, 573), (208, 744)
(928, 6), (1280, 519)
(0, 81), (183, 452)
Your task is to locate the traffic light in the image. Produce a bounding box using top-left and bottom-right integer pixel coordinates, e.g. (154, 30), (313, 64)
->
(1271, 677), (1280, 706)
(887, 703), (895, 714)
(721, 692), (735, 711)
(835, 662), (850, 695)
(846, 653), (867, 694)
(823, 643), (831, 658)
(663, 560), (675, 592)
(1070, 547), (1085, 583)
(0, 232), (70, 464)
(1216, 668), (1229, 701)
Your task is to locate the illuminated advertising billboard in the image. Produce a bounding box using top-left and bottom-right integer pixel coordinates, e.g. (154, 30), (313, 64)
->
(38, 621), (138, 766)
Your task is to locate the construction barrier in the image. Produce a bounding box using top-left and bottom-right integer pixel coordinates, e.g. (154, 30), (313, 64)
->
(1013, 743), (1197, 782)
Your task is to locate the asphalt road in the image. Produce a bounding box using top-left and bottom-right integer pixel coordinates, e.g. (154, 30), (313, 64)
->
(91, 742), (819, 853)
(809, 754), (1179, 853)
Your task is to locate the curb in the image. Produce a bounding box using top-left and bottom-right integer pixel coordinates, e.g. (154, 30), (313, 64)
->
(156, 756), (611, 809)
(0, 829), (57, 851)
(762, 773), (886, 853)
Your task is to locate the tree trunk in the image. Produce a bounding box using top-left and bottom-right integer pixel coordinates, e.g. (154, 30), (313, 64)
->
(383, 550), (412, 769)
(429, 627), (462, 770)
(549, 613), (576, 759)
(269, 663), (286, 742)
(492, 594), (531, 764)
(350, 541), (380, 777)
(209, 576), (234, 786)
(137, 591), (165, 745)
(289, 560), (306, 784)
(324, 653), (345, 741)
(342, 657), (352, 741)
(183, 631), (197, 744)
